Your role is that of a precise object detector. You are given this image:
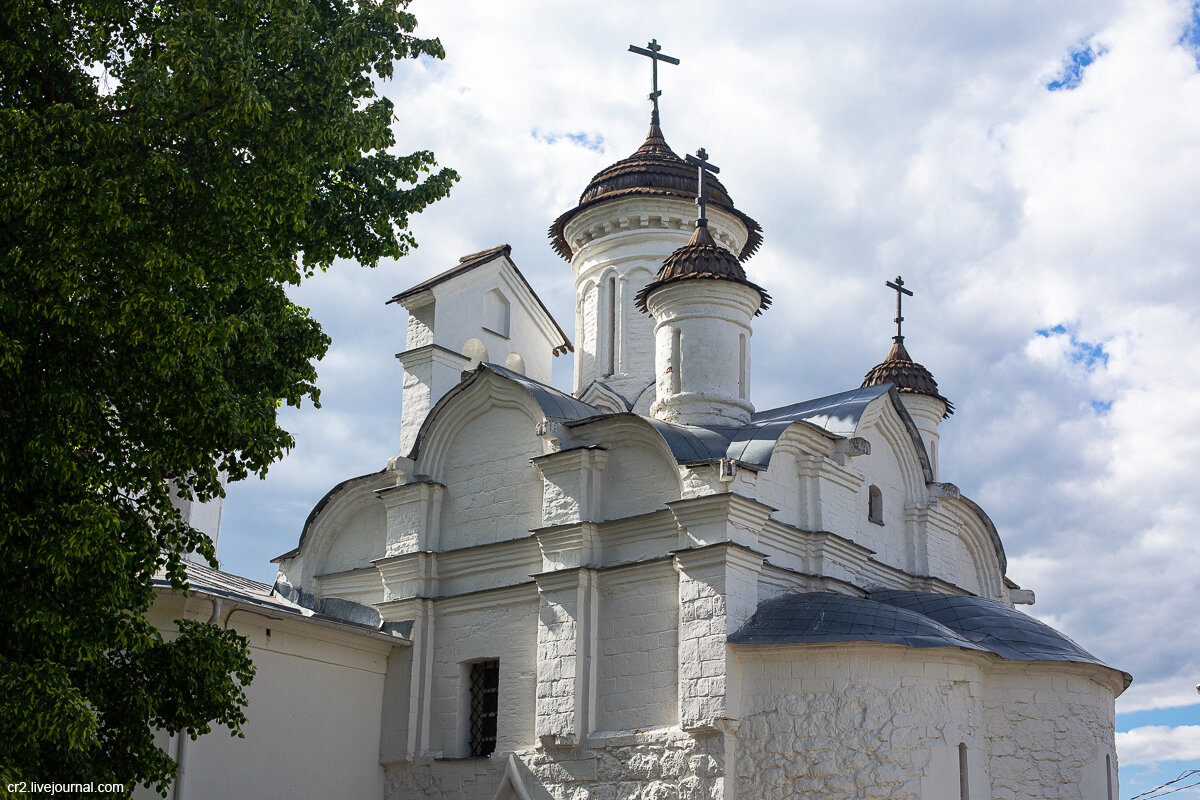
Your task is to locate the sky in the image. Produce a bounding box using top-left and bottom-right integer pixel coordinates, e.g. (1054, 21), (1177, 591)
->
(217, 2), (1200, 796)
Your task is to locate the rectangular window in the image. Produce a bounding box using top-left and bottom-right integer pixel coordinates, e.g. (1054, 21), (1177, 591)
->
(468, 660), (499, 757)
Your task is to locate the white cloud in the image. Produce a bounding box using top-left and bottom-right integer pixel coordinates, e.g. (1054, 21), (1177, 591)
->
(1119, 725), (1200, 766)
(216, 0), (1200, 718)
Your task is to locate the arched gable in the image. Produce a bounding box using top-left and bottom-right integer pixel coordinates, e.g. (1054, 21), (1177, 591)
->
(279, 471), (387, 593)
(939, 495), (1007, 600)
(756, 422), (840, 530)
(855, 394), (929, 506)
(413, 370), (547, 550)
(568, 415), (683, 520)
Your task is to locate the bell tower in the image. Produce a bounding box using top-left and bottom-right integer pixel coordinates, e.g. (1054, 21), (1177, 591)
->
(634, 148), (771, 427)
(549, 41), (762, 411)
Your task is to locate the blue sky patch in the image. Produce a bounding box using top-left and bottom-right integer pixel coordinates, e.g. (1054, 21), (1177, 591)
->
(1180, 1), (1200, 68)
(1091, 400), (1112, 415)
(1117, 703), (1200, 733)
(1035, 323), (1110, 371)
(1046, 40), (1107, 91)
(531, 129), (605, 152)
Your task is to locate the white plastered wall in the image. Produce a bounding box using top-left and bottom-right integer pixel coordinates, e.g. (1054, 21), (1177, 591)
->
(396, 253), (567, 456)
(139, 593), (394, 800)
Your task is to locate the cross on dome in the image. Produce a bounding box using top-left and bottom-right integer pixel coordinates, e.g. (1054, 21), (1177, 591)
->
(628, 39), (680, 125)
(685, 148), (720, 228)
(886, 275), (914, 344)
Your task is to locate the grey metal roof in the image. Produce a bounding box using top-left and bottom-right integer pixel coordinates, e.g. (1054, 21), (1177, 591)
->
(731, 590), (1125, 678)
(642, 417), (737, 463)
(635, 385), (894, 470)
(750, 385), (891, 437)
(728, 592), (987, 651)
(868, 590), (1113, 669)
(480, 363), (603, 422)
(151, 561), (406, 639)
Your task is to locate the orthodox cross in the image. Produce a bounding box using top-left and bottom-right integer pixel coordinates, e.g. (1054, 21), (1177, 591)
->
(685, 148), (720, 228)
(886, 276), (914, 343)
(628, 39), (680, 125)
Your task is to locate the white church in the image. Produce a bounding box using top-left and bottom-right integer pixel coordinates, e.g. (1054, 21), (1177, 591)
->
(146, 43), (1129, 800)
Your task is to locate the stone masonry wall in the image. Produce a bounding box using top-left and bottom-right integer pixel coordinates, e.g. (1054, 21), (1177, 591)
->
(734, 645), (1119, 800)
(984, 666), (1118, 800)
(596, 564), (679, 732)
(385, 730), (727, 800)
(439, 406), (542, 550)
(735, 648), (978, 800)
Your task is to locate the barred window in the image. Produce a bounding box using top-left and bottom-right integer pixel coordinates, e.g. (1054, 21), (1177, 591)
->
(468, 660), (499, 757)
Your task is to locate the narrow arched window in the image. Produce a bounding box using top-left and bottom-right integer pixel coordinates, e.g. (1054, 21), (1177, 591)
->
(738, 333), (747, 399)
(868, 485), (883, 525)
(670, 328), (682, 394)
(1106, 754), (1113, 800)
(958, 743), (969, 800)
(604, 275), (617, 376)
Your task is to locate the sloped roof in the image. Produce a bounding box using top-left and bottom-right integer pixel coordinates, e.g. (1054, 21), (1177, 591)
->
(729, 592), (987, 651)
(152, 561), (407, 642)
(731, 590), (1128, 682)
(560, 384), (923, 472)
(867, 590), (1119, 673)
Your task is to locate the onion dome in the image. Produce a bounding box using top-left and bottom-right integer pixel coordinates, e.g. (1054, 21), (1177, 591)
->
(861, 340), (954, 416)
(548, 121), (763, 262)
(633, 223), (771, 315)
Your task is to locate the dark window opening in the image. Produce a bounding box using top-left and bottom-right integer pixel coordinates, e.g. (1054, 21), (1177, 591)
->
(468, 660), (499, 757)
(959, 742), (969, 800)
(868, 485), (884, 525)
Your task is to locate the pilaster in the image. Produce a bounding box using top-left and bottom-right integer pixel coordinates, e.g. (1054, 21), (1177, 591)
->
(397, 344), (471, 455)
(377, 480), (445, 556)
(534, 522), (601, 571)
(533, 568), (598, 745)
(666, 492), (775, 552)
(531, 446), (609, 527)
(673, 543), (765, 732)
(795, 452), (864, 534)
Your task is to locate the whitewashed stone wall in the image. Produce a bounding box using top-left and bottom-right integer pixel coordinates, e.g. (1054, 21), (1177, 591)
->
(318, 501), (385, 574)
(385, 730), (727, 800)
(734, 644), (1119, 800)
(427, 594), (539, 757)
(984, 666), (1118, 800)
(600, 439), (681, 521)
(735, 645), (987, 800)
(596, 562), (679, 731)
(439, 407), (542, 550)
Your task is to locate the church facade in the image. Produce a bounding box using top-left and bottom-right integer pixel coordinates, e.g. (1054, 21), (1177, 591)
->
(262, 92), (1129, 800)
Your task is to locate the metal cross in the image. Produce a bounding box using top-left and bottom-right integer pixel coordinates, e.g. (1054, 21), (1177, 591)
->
(628, 39), (680, 125)
(886, 276), (914, 343)
(685, 148), (720, 228)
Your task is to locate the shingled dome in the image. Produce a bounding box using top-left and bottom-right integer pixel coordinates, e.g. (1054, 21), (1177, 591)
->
(861, 339), (954, 417)
(548, 121), (763, 262)
(633, 223), (771, 315)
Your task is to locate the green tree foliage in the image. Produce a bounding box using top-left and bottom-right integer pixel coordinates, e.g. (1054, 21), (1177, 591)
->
(0, 0), (456, 792)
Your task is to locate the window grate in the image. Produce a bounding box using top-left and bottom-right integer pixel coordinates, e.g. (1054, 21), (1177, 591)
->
(468, 660), (499, 757)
